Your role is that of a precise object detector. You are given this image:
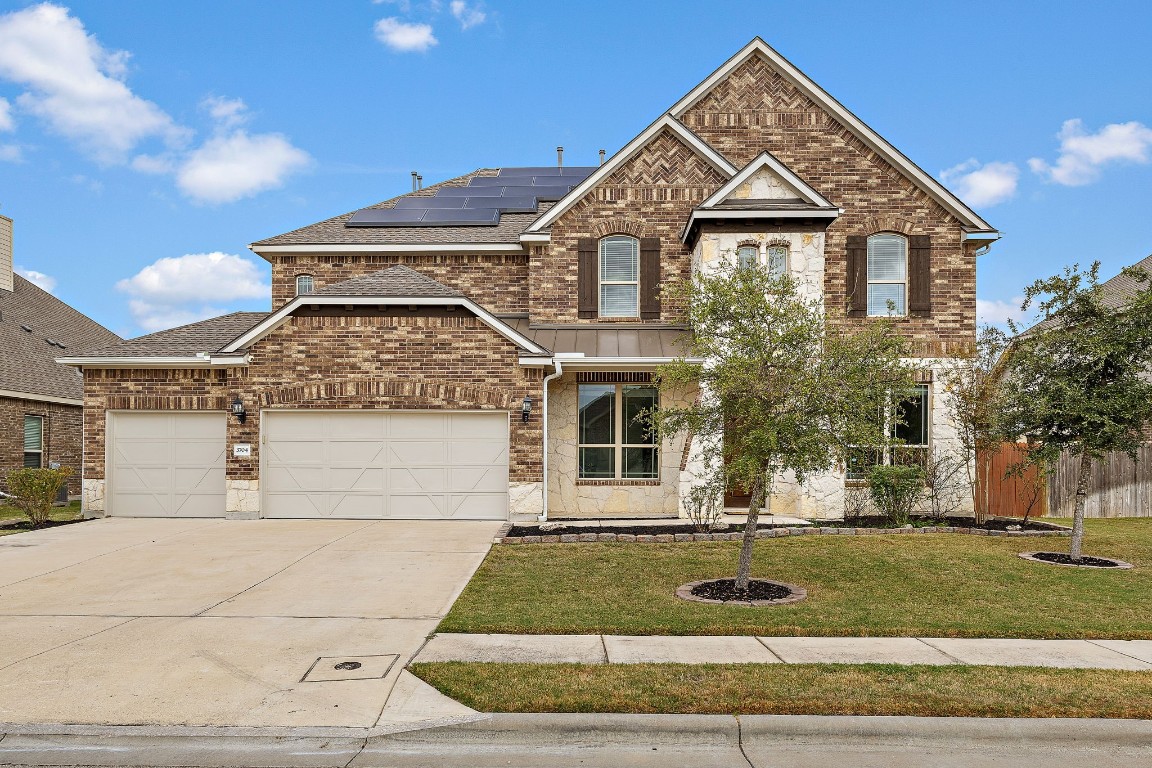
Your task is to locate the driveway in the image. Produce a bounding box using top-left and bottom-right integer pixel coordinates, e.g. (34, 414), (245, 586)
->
(0, 517), (501, 728)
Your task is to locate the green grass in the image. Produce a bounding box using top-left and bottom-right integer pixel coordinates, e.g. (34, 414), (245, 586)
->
(0, 500), (83, 536)
(410, 662), (1152, 718)
(439, 518), (1152, 638)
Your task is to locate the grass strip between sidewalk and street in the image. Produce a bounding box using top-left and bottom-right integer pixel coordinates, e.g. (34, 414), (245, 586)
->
(439, 518), (1152, 639)
(410, 662), (1152, 719)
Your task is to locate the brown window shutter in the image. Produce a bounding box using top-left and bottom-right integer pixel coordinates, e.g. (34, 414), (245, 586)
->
(846, 235), (867, 317)
(639, 237), (661, 321)
(578, 238), (597, 318)
(908, 234), (932, 316)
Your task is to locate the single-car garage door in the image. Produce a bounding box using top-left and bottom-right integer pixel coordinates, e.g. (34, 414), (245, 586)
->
(262, 411), (509, 520)
(107, 412), (227, 517)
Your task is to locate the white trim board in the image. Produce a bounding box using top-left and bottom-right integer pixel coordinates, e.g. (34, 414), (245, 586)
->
(698, 151), (835, 209)
(57, 355), (250, 369)
(250, 243), (526, 255)
(525, 116), (738, 233)
(667, 38), (995, 233)
(219, 295), (548, 355)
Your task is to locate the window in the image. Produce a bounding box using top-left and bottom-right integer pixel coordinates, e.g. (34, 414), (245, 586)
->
(766, 245), (788, 277)
(737, 245), (758, 270)
(599, 236), (639, 317)
(295, 274), (314, 296)
(867, 233), (907, 316)
(578, 383), (658, 480)
(846, 385), (930, 480)
(23, 415), (43, 468)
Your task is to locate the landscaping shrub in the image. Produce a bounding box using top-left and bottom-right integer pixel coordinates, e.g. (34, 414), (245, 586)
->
(6, 467), (72, 527)
(868, 464), (924, 526)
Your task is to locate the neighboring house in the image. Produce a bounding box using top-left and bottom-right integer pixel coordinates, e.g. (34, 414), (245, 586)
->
(61, 39), (997, 522)
(0, 215), (121, 497)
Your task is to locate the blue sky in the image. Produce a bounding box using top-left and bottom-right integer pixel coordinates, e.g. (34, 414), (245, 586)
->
(0, 0), (1149, 338)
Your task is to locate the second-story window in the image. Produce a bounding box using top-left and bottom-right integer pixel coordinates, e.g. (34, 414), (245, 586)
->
(867, 233), (907, 316)
(296, 274), (314, 296)
(599, 235), (639, 317)
(766, 245), (788, 277)
(737, 244), (758, 270)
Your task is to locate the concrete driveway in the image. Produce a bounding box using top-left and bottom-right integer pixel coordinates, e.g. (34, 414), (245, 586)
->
(0, 517), (501, 729)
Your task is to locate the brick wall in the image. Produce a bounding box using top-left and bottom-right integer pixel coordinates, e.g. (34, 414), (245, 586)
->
(270, 253), (529, 313)
(83, 312), (543, 485)
(0, 396), (83, 495)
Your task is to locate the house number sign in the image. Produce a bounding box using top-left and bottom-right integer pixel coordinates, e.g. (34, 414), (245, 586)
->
(232, 444), (253, 458)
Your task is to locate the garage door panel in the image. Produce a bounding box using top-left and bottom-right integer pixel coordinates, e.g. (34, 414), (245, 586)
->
(112, 493), (170, 517)
(115, 441), (173, 464)
(172, 466), (225, 491)
(173, 416), (226, 440)
(172, 442), (225, 465)
(114, 466), (171, 491)
(263, 411), (508, 520)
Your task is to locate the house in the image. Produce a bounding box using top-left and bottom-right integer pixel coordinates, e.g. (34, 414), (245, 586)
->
(0, 215), (121, 497)
(61, 39), (997, 522)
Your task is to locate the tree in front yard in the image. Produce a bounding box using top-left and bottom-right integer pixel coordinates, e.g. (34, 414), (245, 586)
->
(653, 259), (915, 592)
(998, 262), (1152, 561)
(5, 467), (72, 528)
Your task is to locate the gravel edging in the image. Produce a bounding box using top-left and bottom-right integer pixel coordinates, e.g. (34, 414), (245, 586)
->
(498, 524), (1072, 545)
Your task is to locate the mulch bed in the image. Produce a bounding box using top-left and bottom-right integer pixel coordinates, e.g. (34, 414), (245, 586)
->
(675, 577), (808, 606)
(1019, 551), (1134, 569)
(0, 518), (86, 532)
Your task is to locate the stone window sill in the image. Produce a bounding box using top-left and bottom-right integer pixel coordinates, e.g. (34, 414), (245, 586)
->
(576, 479), (662, 487)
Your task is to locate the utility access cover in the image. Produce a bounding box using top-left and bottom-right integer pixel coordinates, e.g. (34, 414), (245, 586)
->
(302, 654), (399, 683)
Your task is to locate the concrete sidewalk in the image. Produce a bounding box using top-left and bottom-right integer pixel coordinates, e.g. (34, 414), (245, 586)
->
(415, 633), (1152, 670)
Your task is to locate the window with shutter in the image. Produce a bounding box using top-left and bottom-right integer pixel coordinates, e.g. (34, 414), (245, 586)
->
(866, 233), (907, 316)
(599, 235), (639, 317)
(23, 415), (44, 468)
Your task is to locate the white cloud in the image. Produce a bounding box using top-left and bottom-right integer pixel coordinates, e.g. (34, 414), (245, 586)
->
(976, 296), (1026, 327)
(116, 252), (269, 332)
(0, 3), (186, 162)
(176, 131), (311, 204)
(0, 96), (13, 131)
(15, 265), (55, 292)
(374, 17), (437, 52)
(0, 143), (19, 162)
(940, 159), (1019, 208)
(450, 0), (486, 29)
(202, 95), (248, 129)
(1029, 118), (1152, 186)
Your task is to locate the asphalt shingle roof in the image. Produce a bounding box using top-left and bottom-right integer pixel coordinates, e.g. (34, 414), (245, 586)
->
(310, 265), (463, 298)
(0, 275), (121, 399)
(1099, 253), (1152, 309)
(78, 312), (268, 359)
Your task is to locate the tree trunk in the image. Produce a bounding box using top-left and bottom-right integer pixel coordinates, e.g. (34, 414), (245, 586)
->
(734, 472), (767, 592)
(978, 453), (992, 525)
(1070, 452), (1092, 562)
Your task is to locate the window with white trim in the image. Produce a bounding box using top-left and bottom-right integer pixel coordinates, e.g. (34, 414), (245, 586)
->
(295, 274), (314, 296)
(766, 245), (788, 277)
(867, 233), (907, 316)
(599, 235), (639, 317)
(846, 385), (930, 481)
(23, 415), (44, 468)
(578, 383), (658, 479)
(737, 244), (758, 270)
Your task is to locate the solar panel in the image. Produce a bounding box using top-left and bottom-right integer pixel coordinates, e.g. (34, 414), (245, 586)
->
(497, 167), (563, 177)
(466, 176), (512, 186)
(526, 185), (576, 201)
(560, 166), (596, 178)
(419, 208), (500, 224)
(464, 196), (538, 212)
(394, 197), (466, 208)
(437, 186), (505, 197)
(346, 209), (429, 226)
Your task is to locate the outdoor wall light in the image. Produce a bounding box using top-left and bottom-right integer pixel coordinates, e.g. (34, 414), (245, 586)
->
(230, 396), (247, 424)
(521, 395), (532, 423)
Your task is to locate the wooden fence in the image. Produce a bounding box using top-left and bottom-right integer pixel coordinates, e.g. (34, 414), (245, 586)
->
(976, 443), (1047, 519)
(1048, 445), (1152, 518)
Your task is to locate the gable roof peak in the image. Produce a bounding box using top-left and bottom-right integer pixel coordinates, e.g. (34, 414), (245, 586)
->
(699, 150), (835, 210)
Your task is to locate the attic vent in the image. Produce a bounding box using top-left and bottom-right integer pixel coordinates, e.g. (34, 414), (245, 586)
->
(46, 338), (58, 346)
(20, 324), (31, 332)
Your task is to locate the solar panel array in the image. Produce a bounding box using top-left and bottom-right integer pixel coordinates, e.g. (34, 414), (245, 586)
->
(345, 166), (597, 227)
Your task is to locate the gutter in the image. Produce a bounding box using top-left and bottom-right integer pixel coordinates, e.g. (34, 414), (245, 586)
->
(56, 354), (250, 369)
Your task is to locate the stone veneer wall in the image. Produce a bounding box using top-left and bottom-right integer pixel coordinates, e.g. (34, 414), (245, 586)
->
(83, 313), (544, 517)
(547, 373), (692, 518)
(0, 396), (83, 495)
(269, 253), (529, 313)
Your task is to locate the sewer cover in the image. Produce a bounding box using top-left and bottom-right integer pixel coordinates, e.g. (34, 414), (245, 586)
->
(302, 654), (399, 683)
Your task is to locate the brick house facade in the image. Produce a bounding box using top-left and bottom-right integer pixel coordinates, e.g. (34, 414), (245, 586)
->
(64, 39), (996, 521)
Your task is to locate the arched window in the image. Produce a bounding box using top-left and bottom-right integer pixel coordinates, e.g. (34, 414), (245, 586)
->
(599, 235), (639, 317)
(295, 274), (314, 296)
(866, 234), (907, 316)
(737, 244), (758, 270)
(766, 245), (788, 277)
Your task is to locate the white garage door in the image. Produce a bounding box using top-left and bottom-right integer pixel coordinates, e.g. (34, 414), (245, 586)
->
(262, 411), (509, 520)
(108, 412), (227, 517)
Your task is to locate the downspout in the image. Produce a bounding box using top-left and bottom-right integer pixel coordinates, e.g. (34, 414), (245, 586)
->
(538, 357), (564, 522)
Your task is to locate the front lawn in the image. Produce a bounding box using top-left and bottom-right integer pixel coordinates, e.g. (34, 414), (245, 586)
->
(0, 500), (83, 536)
(439, 518), (1152, 639)
(410, 662), (1152, 718)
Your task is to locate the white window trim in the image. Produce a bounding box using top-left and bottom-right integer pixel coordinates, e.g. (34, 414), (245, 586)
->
(295, 274), (314, 296)
(24, 414), (44, 469)
(765, 244), (789, 276)
(866, 233), (908, 317)
(598, 236), (640, 318)
(578, 383), (659, 481)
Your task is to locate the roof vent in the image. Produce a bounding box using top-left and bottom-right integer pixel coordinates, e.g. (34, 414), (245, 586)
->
(556, 146), (563, 168)
(599, 149), (606, 166)
(412, 171), (419, 192)
(20, 324), (31, 332)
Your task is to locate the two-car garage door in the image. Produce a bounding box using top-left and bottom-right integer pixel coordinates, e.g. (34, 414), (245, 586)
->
(106, 410), (510, 519)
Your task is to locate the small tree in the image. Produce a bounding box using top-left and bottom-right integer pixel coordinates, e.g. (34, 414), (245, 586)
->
(653, 259), (914, 592)
(868, 464), (924, 526)
(920, 448), (968, 521)
(998, 263), (1152, 561)
(6, 467), (72, 527)
(939, 325), (1009, 522)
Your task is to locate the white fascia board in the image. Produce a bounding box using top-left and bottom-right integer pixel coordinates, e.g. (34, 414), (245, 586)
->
(667, 39), (996, 234)
(519, 232), (551, 243)
(525, 116), (738, 234)
(681, 209), (840, 244)
(517, 356), (555, 367)
(55, 355), (249, 369)
(557, 356), (703, 369)
(698, 151), (835, 209)
(0, 389), (83, 406)
(250, 243), (526, 255)
(220, 295), (547, 355)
